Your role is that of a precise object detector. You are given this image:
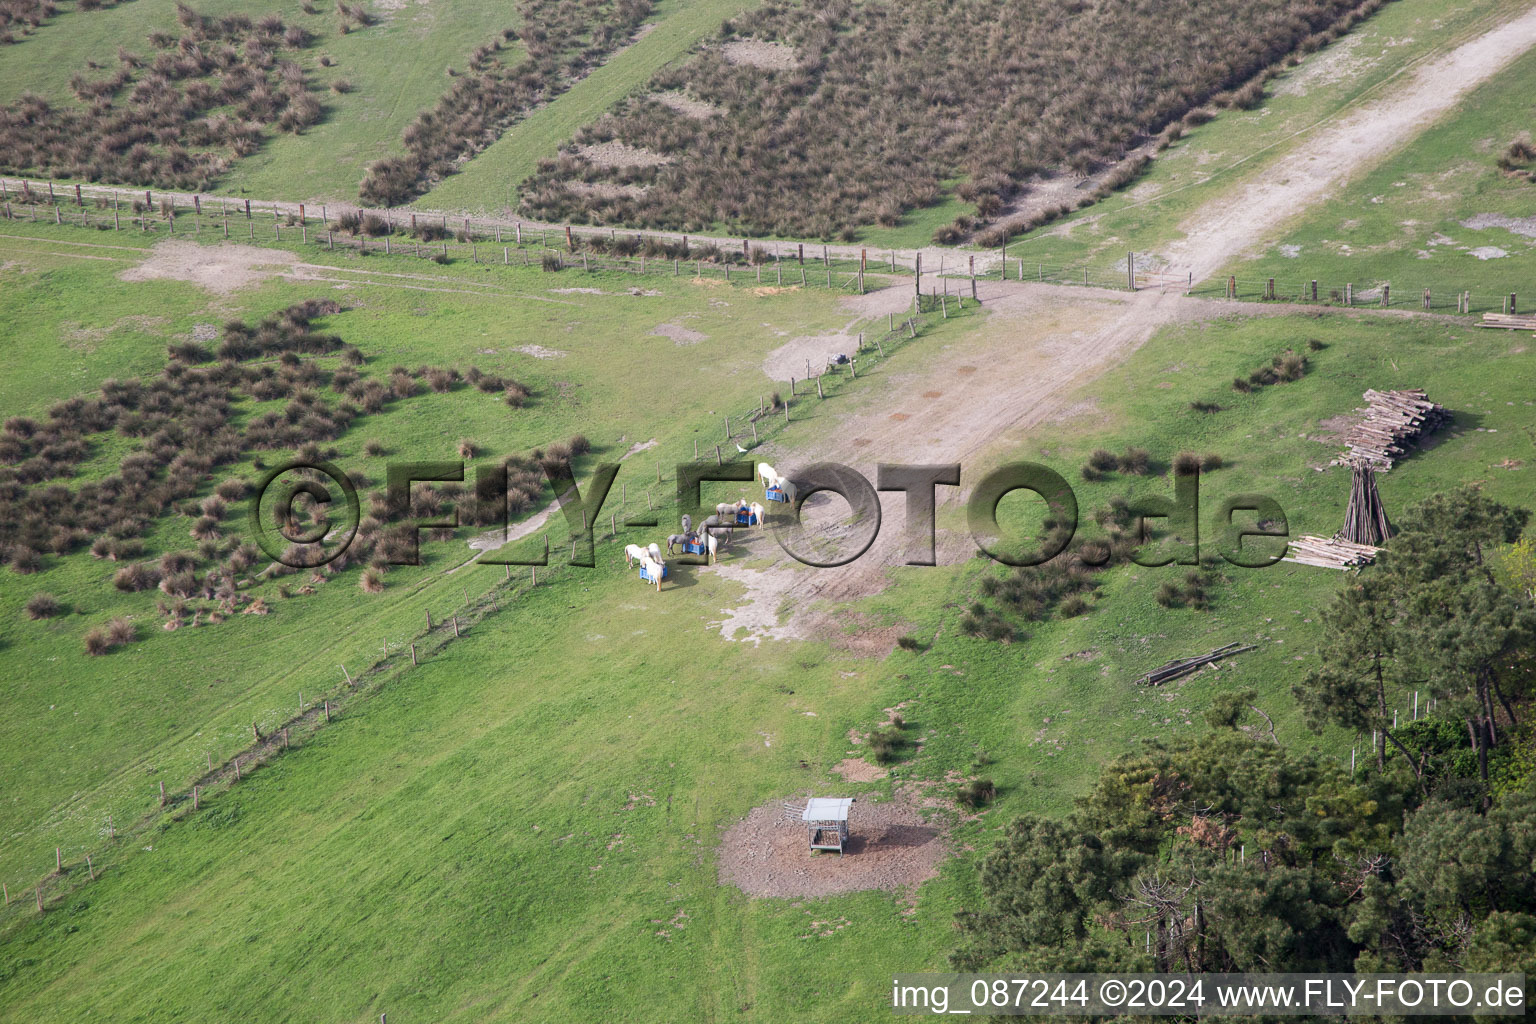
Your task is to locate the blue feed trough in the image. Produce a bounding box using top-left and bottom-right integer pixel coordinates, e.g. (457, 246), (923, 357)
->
(639, 563), (668, 584)
(683, 540), (707, 555)
(735, 509), (760, 525)
(765, 486), (789, 503)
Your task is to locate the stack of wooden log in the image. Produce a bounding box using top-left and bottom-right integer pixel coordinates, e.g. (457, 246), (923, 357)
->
(1136, 642), (1256, 686)
(1477, 312), (1536, 331)
(1339, 462), (1393, 545)
(1333, 389), (1449, 470)
(1284, 534), (1380, 569)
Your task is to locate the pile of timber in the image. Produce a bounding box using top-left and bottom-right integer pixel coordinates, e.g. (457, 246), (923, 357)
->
(1136, 642), (1256, 686)
(1284, 534), (1379, 569)
(1477, 312), (1536, 331)
(1333, 389), (1449, 471)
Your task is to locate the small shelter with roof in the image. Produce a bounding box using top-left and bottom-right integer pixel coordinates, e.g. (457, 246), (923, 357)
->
(802, 797), (855, 855)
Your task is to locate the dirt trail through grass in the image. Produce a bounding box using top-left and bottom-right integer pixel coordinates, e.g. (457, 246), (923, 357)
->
(1161, 2), (1536, 281)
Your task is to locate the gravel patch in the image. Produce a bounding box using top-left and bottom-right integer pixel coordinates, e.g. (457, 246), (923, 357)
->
(1469, 246), (1510, 260)
(650, 321), (708, 345)
(717, 787), (947, 899)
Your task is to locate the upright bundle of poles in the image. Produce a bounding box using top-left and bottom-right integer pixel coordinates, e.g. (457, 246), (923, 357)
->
(1339, 461), (1393, 545)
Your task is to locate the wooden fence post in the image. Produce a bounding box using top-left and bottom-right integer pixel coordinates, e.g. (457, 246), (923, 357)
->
(1381, 284), (1390, 308)
(159, 781), (165, 806)
(1311, 280), (1318, 301)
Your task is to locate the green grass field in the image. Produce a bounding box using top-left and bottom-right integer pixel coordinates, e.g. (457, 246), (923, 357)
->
(3, 1), (1536, 1015)
(1, 208), (1533, 1020)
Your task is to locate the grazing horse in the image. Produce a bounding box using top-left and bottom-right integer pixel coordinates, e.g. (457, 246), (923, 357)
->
(702, 514), (732, 545)
(624, 543), (650, 566)
(757, 462), (779, 488)
(647, 542), (663, 564)
(666, 533), (689, 554)
(638, 555), (664, 590)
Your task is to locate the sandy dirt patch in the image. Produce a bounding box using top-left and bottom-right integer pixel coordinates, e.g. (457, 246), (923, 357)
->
(708, 559), (806, 644)
(577, 141), (671, 168)
(719, 39), (798, 70)
(651, 90), (723, 118)
(650, 321), (708, 345)
(763, 323), (860, 381)
(1162, 8), (1536, 280)
(718, 787), (946, 899)
(832, 758), (889, 783)
(511, 344), (566, 358)
(119, 240), (299, 294)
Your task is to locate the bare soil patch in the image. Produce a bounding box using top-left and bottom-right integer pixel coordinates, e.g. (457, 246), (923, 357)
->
(707, 560), (806, 644)
(119, 241), (299, 294)
(718, 787), (946, 899)
(650, 321), (708, 345)
(577, 141), (671, 168)
(511, 344), (567, 359)
(763, 324), (859, 381)
(651, 90), (723, 118)
(832, 758), (889, 783)
(1460, 213), (1536, 239)
(718, 39), (799, 70)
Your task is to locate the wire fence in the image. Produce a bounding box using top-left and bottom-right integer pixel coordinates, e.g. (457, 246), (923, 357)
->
(1189, 272), (1521, 315)
(5, 177), (1521, 317)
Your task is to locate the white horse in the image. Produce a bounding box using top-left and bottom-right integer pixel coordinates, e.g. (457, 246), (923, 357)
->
(705, 532), (719, 564)
(647, 542), (663, 564)
(777, 478), (797, 503)
(624, 543), (649, 566)
(749, 501), (765, 525)
(638, 555), (664, 589)
(757, 462), (779, 488)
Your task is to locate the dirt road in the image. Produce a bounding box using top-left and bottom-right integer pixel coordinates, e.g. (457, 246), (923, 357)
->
(1161, 3), (1536, 280)
(709, 5), (1536, 643)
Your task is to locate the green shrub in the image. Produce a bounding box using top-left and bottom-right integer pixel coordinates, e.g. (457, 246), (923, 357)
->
(957, 778), (996, 809)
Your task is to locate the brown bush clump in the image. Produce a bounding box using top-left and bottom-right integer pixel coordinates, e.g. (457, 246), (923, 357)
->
(521, 0), (1366, 239)
(360, 0), (654, 206)
(0, 5), (331, 188)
